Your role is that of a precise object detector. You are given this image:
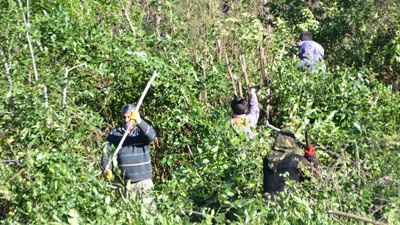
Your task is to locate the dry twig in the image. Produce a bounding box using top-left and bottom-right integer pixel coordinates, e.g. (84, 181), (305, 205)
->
(62, 63), (87, 108)
(327, 210), (387, 225)
(118, 0), (136, 35)
(17, 0), (38, 81)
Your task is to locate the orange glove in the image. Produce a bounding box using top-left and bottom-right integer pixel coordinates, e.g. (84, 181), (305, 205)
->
(129, 111), (142, 124)
(304, 144), (315, 157)
(102, 170), (113, 180)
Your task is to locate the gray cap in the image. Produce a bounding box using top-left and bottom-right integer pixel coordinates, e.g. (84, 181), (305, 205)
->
(120, 104), (137, 117)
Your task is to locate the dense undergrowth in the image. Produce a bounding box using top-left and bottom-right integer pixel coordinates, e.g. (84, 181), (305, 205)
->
(1, 0), (399, 224)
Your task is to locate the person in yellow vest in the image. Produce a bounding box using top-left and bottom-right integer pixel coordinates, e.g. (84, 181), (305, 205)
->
(230, 88), (259, 139)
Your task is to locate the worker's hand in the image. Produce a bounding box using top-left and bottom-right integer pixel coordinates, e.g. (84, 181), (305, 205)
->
(304, 144), (315, 157)
(102, 170), (113, 180)
(129, 110), (142, 124)
(249, 83), (258, 94)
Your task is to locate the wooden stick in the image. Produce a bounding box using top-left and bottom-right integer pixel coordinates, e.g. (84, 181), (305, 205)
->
(118, 0), (136, 35)
(104, 71), (158, 172)
(355, 143), (361, 186)
(186, 210), (203, 217)
(259, 46), (267, 86)
(62, 64), (87, 108)
(260, 45), (272, 124)
(239, 55), (250, 89)
(156, 6), (162, 38)
(0, 159), (19, 163)
(43, 85), (48, 109)
(225, 53), (238, 96)
(238, 79), (243, 98)
(186, 145), (193, 159)
(266, 121), (281, 132)
(327, 210), (387, 225)
(216, 39), (222, 62)
(135, 71), (158, 110)
(18, 0), (38, 81)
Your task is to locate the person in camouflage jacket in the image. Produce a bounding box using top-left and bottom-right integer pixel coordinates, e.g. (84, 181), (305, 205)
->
(263, 130), (319, 198)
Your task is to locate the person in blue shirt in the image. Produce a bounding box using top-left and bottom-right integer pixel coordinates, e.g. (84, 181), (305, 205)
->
(297, 31), (326, 73)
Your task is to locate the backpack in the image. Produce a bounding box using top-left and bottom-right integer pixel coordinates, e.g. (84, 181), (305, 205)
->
(267, 130), (302, 171)
(231, 116), (249, 127)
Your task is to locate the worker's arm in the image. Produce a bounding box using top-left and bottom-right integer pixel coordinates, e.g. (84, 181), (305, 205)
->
(300, 144), (320, 179)
(136, 120), (157, 144)
(247, 88), (260, 127)
(101, 142), (112, 170)
(129, 110), (156, 144)
(101, 142), (113, 180)
(304, 144), (320, 169)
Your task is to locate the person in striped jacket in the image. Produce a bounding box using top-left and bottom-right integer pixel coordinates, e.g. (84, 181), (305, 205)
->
(102, 104), (156, 203)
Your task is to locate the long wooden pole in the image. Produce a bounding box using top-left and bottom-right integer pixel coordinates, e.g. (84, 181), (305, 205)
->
(103, 71), (158, 173)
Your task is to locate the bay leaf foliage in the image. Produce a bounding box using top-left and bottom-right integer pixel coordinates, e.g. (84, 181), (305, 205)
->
(0, 0), (399, 224)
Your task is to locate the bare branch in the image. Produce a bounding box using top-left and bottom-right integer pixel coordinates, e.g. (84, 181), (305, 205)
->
(156, 6), (162, 38)
(216, 39), (222, 62)
(118, 0), (136, 35)
(43, 85), (48, 108)
(239, 55), (250, 89)
(7, 143), (21, 167)
(17, 0), (38, 81)
(62, 63), (87, 108)
(259, 46), (267, 86)
(238, 79), (243, 98)
(327, 210), (387, 225)
(266, 121), (281, 132)
(0, 48), (11, 74)
(0, 159), (19, 163)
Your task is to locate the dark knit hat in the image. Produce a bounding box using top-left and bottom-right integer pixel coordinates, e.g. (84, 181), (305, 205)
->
(300, 31), (313, 41)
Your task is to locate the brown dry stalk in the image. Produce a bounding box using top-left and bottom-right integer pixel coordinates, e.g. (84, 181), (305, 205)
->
(327, 210), (387, 225)
(259, 46), (267, 85)
(225, 53), (238, 96)
(239, 55), (250, 88)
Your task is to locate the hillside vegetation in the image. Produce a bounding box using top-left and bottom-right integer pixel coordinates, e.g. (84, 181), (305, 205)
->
(1, 0), (399, 224)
